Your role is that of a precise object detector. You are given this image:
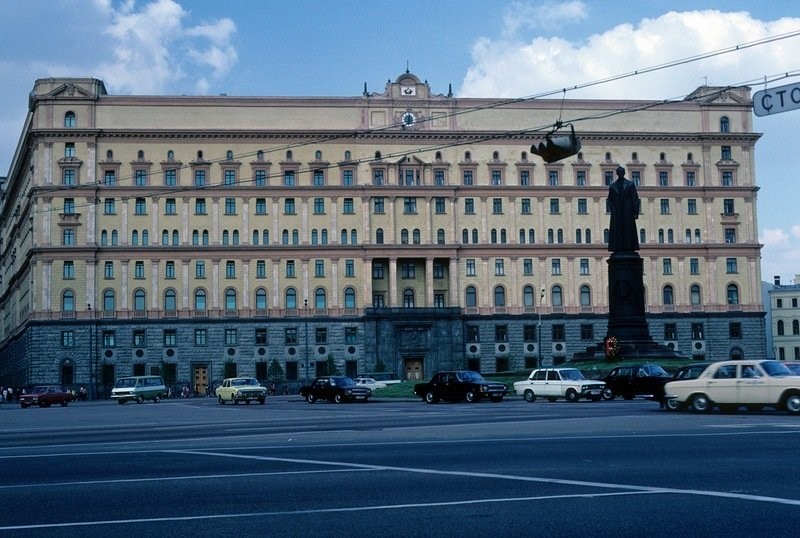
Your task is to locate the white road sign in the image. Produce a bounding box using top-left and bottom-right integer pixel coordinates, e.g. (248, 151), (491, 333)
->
(753, 82), (800, 117)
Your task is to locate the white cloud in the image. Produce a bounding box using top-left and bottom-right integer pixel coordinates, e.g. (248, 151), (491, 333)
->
(94, 0), (237, 94)
(502, 0), (587, 38)
(792, 225), (800, 239)
(761, 228), (790, 247)
(460, 10), (800, 100)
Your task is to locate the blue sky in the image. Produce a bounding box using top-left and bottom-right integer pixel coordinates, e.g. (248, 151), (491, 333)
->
(2, 0), (800, 283)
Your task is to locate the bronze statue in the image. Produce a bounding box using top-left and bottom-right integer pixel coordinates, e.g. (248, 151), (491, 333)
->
(607, 166), (640, 252)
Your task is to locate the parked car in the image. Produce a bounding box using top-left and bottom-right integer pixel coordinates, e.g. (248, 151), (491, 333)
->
(784, 362), (800, 375)
(19, 385), (73, 408)
(514, 368), (605, 403)
(602, 364), (671, 402)
(664, 360), (800, 414)
(664, 363), (713, 410)
(363, 372), (403, 385)
(215, 377), (267, 404)
(300, 376), (372, 403)
(354, 377), (387, 390)
(414, 371), (508, 403)
(110, 375), (166, 404)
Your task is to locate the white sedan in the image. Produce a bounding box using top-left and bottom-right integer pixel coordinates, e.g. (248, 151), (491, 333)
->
(664, 360), (800, 414)
(354, 377), (388, 390)
(513, 367), (605, 402)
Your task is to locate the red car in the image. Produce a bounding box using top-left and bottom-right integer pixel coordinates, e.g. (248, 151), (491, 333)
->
(19, 385), (73, 408)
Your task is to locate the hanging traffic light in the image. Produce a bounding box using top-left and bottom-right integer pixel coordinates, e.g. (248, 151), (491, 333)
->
(530, 122), (581, 163)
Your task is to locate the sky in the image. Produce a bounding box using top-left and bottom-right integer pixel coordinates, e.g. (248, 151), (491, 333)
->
(1, 0), (800, 284)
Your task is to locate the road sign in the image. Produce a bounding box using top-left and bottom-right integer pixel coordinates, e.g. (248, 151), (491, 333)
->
(753, 82), (800, 117)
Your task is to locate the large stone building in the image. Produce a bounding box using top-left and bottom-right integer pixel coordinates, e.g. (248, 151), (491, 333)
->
(0, 72), (766, 396)
(769, 275), (800, 360)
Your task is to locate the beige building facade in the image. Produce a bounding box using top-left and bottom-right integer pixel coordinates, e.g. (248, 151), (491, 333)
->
(0, 73), (766, 395)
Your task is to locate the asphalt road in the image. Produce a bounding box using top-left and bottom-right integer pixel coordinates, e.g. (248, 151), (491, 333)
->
(1, 395), (799, 537)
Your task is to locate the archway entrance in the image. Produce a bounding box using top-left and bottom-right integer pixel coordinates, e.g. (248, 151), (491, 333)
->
(193, 365), (208, 395)
(61, 359), (74, 385)
(404, 358), (423, 381)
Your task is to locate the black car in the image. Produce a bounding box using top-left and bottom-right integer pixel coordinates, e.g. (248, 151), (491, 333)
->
(664, 363), (713, 410)
(299, 376), (371, 403)
(414, 371), (508, 403)
(602, 364), (672, 402)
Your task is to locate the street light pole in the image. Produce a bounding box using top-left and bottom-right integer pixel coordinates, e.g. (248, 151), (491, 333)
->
(537, 288), (545, 368)
(88, 304), (95, 400)
(304, 299), (310, 382)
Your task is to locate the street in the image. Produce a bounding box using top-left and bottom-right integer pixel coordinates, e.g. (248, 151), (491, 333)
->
(1, 395), (798, 536)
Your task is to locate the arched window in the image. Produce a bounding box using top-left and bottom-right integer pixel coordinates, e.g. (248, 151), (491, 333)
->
(222, 230), (229, 245)
(315, 288), (327, 309)
(551, 285), (563, 307)
(344, 287), (356, 309)
(132, 230), (139, 245)
(658, 229), (665, 244)
(282, 230), (289, 245)
(262, 230), (269, 245)
(529, 229), (535, 243)
(201, 230), (208, 245)
(500, 229), (507, 244)
(494, 285), (506, 307)
(101, 230), (108, 245)
(285, 288), (297, 309)
(694, 229), (701, 243)
(557, 229), (563, 244)
(604, 228), (609, 243)
(580, 285), (591, 306)
(585, 229), (591, 243)
(401, 229), (409, 244)
(667, 229), (674, 244)
(403, 289), (415, 308)
(663, 285), (674, 305)
(191, 230), (198, 245)
(292, 229), (299, 245)
(167, 150), (174, 160)
(225, 289), (237, 310)
(339, 229), (346, 244)
(226, 150), (234, 160)
(252, 231), (259, 245)
(164, 289), (177, 311)
(726, 284), (739, 305)
(142, 230), (150, 245)
(720, 116), (730, 133)
(465, 286), (477, 307)
(463, 229), (469, 244)
(64, 111), (76, 128)
(232, 230), (239, 245)
(255, 288), (267, 309)
(639, 229), (646, 244)
(547, 229), (554, 243)
(576, 229), (582, 244)
(376, 228), (384, 244)
(162, 230), (169, 245)
(793, 320), (800, 335)
(350, 229), (357, 244)
(103, 289), (115, 311)
(194, 289), (206, 312)
(472, 229), (478, 243)
(322, 229), (329, 244)
(62, 290), (75, 311)
(690, 284), (702, 305)
(777, 320), (785, 336)
(519, 229), (526, 244)
(685, 229), (692, 243)
(437, 229), (445, 244)
(172, 230), (179, 245)
(134, 289), (146, 311)
(413, 229), (420, 244)
(310, 229), (318, 245)
(523, 285), (535, 307)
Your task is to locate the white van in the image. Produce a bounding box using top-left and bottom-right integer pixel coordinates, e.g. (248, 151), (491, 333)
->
(111, 376), (166, 404)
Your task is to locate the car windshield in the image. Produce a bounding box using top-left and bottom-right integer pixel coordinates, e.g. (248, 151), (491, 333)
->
(332, 377), (357, 387)
(786, 364), (800, 375)
(761, 361), (791, 377)
(642, 365), (669, 376)
(114, 378), (137, 388)
(232, 378), (258, 386)
(457, 371), (485, 382)
(560, 369), (586, 381)
(32, 386), (48, 394)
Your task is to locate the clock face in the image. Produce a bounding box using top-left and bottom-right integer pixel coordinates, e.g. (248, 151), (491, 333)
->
(401, 112), (416, 127)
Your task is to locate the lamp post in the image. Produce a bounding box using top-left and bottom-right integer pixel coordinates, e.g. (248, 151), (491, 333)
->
(88, 304), (95, 400)
(304, 299), (310, 382)
(537, 288), (545, 368)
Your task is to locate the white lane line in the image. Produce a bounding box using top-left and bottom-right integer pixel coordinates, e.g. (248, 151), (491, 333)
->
(0, 490), (659, 531)
(174, 449), (800, 507)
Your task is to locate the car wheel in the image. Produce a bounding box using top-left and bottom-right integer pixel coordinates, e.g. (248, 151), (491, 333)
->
(664, 398), (681, 411)
(334, 393), (344, 404)
(523, 389), (536, 403)
(136, 396), (144, 404)
(565, 389), (579, 402)
(424, 391), (439, 404)
(306, 393), (316, 404)
(218, 396), (225, 405)
(602, 388), (615, 400)
(465, 390), (478, 403)
(783, 393), (800, 414)
(691, 394), (712, 413)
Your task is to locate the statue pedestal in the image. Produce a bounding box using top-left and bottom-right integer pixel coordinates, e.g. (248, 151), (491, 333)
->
(572, 251), (686, 362)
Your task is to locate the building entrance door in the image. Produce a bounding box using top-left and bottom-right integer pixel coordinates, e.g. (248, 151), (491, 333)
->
(193, 366), (208, 396)
(404, 358), (423, 381)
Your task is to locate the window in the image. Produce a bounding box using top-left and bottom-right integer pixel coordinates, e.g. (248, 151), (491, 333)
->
(492, 198), (503, 214)
(723, 198), (735, 214)
(255, 328), (268, 345)
(494, 259), (505, 276)
(165, 261), (175, 279)
(164, 169), (176, 186)
(284, 170), (296, 186)
(581, 324), (594, 341)
(729, 322), (742, 339)
(255, 198), (267, 215)
(284, 198), (296, 215)
(463, 170), (473, 185)
(664, 323), (677, 340)
(342, 198), (354, 214)
(523, 258), (533, 276)
(164, 198), (176, 215)
(195, 329), (207, 346)
(464, 198), (475, 214)
(520, 198), (531, 214)
(720, 116), (730, 132)
(63, 228), (76, 246)
(520, 170), (531, 186)
(373, 169), (384, 185)
(195, 261), (205, 278)
(721, 145), (732, 160)
(690, 284), (702, 305)
(404, 197), (417, 214)
(466, 259), (476, 276)
(579, 258), (589, 275)
(225, 198), (236, 215)
(631, 170), (641, 186)
(225, 329), (237, 345)
(691, 323), (704, 340)
(255, 169), (267, 186)
(63, 261), (75, 279)
(726, 257), (738, 273)
(494, 286), (506, 307)
(373, 197), (384, 214)
(315, 260), (325, 277)
(658, 170), (669, 186)
(286, 260), (295, 278)
(225, 261), (235, 278)
(576, 170), (586, 186)
(194, 170), (206, 186)
(256, 260), (266, 278)
(491, 170), (502, 186)
(663, 285), (674, 305)
(660, 199), (670, 214)
(724, 228), (736, 244)
(687, 199), (697, 214)
(577, 198), (587, 214)
(104, 261), (114, 279)
(164, 330), (177, 347)
(579, 285), (591, 306)
(102, 330), (116, 348)
(552, 324), (565, 342)
(727, 284), (739, 305)
(194, 198), (207, 215)
(690, 258), (699, 275)
(104, 198), (116, 215)
(401, 263), (415, 279)
(551, 259), (561, 276)
(663, 258), (672, 275)
(194, 289), (207, 310)
(548, 170), (559, 186)
(549, 199), (559, 214)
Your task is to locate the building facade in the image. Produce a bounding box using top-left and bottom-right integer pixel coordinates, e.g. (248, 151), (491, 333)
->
(0, 73), (766, 395)
(769, 275), (800, 360)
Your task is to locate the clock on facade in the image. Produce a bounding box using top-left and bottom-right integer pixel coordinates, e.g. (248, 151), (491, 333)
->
(401, 111), (416, 127)
(401, 86), (416, 96)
